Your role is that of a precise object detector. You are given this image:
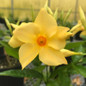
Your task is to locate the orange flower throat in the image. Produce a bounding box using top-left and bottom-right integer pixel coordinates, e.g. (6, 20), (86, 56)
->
(37, 36), (47, 46)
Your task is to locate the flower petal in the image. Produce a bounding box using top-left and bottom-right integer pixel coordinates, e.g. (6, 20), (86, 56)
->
(47, 26), (69, 50)
(39, 47), (67, 66)
(19, 43), (39, 69)
(11, 22), (27, 29)
(56, 26), (71, 39)
(13, 23), (40, 43)
(9, 36), (23, 48)
(60, 49), (82, 57)
(48, 38), (66, 50)
(35, 8), (57, 37)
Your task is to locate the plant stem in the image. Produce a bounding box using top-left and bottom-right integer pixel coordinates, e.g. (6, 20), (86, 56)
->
(46, 66), (48, 83)
(46, 66), (50, 83)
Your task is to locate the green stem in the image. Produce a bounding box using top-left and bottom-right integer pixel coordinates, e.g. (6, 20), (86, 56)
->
(46, 66), (48, 83)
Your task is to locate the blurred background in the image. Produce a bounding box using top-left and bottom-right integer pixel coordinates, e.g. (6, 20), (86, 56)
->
(0, 0), (85, 21)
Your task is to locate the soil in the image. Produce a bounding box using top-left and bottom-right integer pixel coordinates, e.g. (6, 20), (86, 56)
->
(0, 56), (20, 69)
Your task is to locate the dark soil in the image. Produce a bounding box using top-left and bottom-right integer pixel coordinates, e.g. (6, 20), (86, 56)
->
(0, 56), (20, 69)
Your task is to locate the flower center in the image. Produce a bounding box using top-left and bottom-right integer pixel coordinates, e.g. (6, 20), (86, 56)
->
(37, 36), (47, 46)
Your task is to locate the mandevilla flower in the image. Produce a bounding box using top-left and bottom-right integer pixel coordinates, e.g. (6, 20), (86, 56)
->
(70, 20), (84, 36)
(9, 8), (73, 69)
(79, 7), (86, 37)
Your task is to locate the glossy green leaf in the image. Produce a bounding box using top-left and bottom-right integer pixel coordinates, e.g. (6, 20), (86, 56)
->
(80, 35), (86, 40)
(34, 65), (46, 73)
(33, 79), (41, 86)
(72, 65), (86, 78)
(32, 55), (41, 66)
(50, 66), (67, 78)
(47, 79), (59, 86)
(0, 69), (43, 78)
(30, 5), (35, 22)
(0, 41), (19, 59)
(65, 41), (86, 49)
(72, 45), (85, 63)
(80, 57), (86, 64)
(57, 70), (71, 86)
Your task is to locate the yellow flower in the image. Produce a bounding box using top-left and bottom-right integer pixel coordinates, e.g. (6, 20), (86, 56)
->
(9, 8), (72, 69)
(79, 6), (86, 29)
(79, 6), (86, 37)
(70, 20), (84, 36)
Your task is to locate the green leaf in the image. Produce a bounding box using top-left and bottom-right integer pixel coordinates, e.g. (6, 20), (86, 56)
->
(32, 55), (41, 66)
(72, 64), (86, 78)
(33, 79), (41, 86)
(50, 65), (71, 86)
(80, 57), (86, 64)
(0, 69), (43, 79)
(80, 35), (86, 40)
(65, 41), (86, 49)
(50, 66), (67, 78)
(63, 9), (72, 23)
(0, 30), (4, 37)
(47, 79), (59, 86)
(0, 41), (19, 59)
(60, 10), (64, 21)
(57, 71), (71, 86)
(72, 45), (85, 63)
(30, 5), (35, 22)
(34, 65), (46, 73)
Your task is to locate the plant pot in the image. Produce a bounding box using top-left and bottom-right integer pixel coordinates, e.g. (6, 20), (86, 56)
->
(0, 48), (24, 86)
(0, 66), (24, 86)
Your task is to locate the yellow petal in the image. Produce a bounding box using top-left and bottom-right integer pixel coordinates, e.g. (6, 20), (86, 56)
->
(39, 47), (67, 66)
(60, 49), (82, 57)
(80, 30), (86, 37)
(14, 23), (40, 43)
(47, 26), (70, 50)
(48, 37), (66, 50)
(19, 43), (39, 69)
(64, 32), (73, 39)
(11, 22), (27, 29)
(12, 22), (28, 34)
(56, 26), (71, 40)
(9, 36), (23, 48)
(35, 8), (57, 37)
(72, 26), (84, 36)
(70, 21), (84, 36)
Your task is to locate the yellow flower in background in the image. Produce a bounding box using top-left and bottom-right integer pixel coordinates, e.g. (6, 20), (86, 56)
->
(70, 20), (84, 36)
(9, 8), (73, 69)
(79, 6), (86, 37)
